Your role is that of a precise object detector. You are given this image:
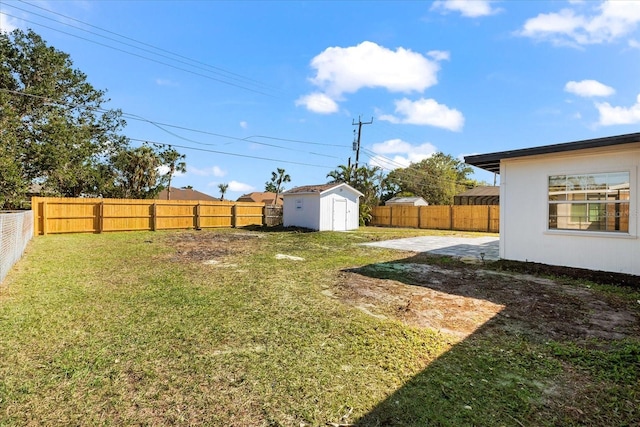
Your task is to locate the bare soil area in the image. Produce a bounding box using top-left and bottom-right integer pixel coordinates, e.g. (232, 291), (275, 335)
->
(162, 231), (265, 263)
(336, 253), (640, 344)
(163, 231), (639, 345)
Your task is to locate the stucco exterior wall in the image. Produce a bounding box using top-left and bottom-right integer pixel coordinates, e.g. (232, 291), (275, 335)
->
(500, 143), (639, 275)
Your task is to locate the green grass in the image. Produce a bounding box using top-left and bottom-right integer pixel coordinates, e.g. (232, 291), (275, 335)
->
(0, 227), (638, 426)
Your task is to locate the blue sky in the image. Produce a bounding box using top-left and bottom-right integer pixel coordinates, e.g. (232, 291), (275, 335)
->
(2, 0), (640, 200)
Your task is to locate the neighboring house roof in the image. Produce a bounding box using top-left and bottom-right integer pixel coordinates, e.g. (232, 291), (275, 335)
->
(455, 186), (499, 197)
(385, 196), (428, 206)
(454, 186), (499, 206)
(465, 132), (640, 174)
(236, 192), (282, 205)
(156, 187), (219, 201)
(283, 183), (364, 197)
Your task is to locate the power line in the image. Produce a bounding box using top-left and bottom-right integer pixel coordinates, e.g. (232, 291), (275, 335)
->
(1, 88), (344, 163)
(16, 0), (275, 92)
(0, 11), (279, 97)
(129, 138), (333, 169)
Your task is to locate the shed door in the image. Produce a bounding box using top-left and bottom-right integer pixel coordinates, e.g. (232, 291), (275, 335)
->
(332, 199), (347, 231)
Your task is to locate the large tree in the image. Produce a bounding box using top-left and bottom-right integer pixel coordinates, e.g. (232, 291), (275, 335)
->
(109, 144), (164, 199)
(385, 152), (477, 205)
(0, 29), (128, 205)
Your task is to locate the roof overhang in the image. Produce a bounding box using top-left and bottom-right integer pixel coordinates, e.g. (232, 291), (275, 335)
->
(464, 132), (640, 174)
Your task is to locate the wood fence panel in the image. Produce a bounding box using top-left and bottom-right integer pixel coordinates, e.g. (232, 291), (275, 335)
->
(234, 203), (264, 227)
(371, 206), (391, 226)
(391, 206), (419, 228)
(35, 198), (100, 234)
(102, 200), (153, 232)
(197, 203), (233, 228)
(264, 205), (283, 226)
(32, 197), (273, 235)
(371, 204), (499, 233)
(489, 206), (500, 233)
(452, 205), (488, 232)
(421, 206), (452, 230)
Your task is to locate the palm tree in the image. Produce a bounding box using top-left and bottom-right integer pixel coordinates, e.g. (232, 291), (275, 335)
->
(218, 183), (229, 201)
(327, 164), (356, 186)
(266, 167), (291, 205)
(159, 146), (186, 200)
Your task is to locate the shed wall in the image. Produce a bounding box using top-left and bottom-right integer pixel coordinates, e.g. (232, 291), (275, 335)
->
(501, 144), (639, 275)
(283, 194), (321, 230)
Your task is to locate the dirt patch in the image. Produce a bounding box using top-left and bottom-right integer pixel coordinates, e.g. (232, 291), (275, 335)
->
(336, 256), (639, 344)
(162, 231), (264, 263)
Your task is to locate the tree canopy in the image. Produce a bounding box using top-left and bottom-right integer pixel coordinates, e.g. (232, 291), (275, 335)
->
(0, 29), (184, 207)
(385, 152), (477, 205)
(265, 168), (290, 205)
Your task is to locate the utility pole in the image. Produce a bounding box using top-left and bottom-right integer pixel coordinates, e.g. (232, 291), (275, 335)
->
(352, 116), (373, 171)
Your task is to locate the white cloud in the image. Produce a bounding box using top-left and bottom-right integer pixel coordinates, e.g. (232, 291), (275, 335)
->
(0, 11), (20, 32)
(155, 78), (178, 87)
(369, 138), (437, 169)
(519, 1), (640, 46)
(189, 166), (227, 177)
(596, 93), (640, 125)
(239, 121), (248, 129)
(427, 50), (451, 61)
(295, 92), (339, 114)
(297, 41), (443, 114)
(157, 165), (185, 177)
(431, 0), (500, 18)
(379, 98), (464, 131)
(227, 180), (255, 192)
(310, 41), (440, 97)
(564, 79), (615, 97)
(629, 38), (640, 49)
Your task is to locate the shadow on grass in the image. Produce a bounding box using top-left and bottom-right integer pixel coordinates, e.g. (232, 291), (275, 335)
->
(240, 225), (316, 234)
(343, 253), (640, 426)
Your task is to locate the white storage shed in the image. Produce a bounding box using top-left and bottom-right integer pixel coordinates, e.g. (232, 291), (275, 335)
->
(465, 132), (639, 276)
(282, 183), (363, 231)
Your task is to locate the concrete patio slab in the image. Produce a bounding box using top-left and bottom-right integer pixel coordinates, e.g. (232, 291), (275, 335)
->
(361, 236), (500, 261)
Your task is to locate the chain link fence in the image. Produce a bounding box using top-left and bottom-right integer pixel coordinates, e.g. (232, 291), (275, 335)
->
(0, 211), (34, 284)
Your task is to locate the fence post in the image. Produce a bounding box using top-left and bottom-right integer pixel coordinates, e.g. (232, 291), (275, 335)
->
(450, 205), (454, 230)
(389, 206), (393, 227)
(151, 202), (157, 231)
(42, 200), (48, 236)
(417, 206), (422, 229)
(196, 202), (201, 230)
(231, 203), (237, 228)
(98, 201), (104, 233)
(487, 205), (491, 233)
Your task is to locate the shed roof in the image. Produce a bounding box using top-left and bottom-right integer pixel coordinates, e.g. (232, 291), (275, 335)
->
(385, 196), (428, 204)
(464, 132), (640, 174)
(283, 182), (364, 197)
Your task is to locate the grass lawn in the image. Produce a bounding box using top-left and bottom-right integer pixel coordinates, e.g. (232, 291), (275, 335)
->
(0, 227), (638, 426)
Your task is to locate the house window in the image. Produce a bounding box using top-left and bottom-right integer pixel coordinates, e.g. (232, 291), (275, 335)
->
(548, 172), (630, 232)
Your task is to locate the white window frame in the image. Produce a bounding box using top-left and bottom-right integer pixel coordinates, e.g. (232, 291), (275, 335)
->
(548, 171), (631, 233)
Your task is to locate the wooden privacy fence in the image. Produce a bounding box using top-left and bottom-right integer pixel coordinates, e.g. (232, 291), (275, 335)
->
(31, 197), (278, 235)
(371, 205), (500, 233)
